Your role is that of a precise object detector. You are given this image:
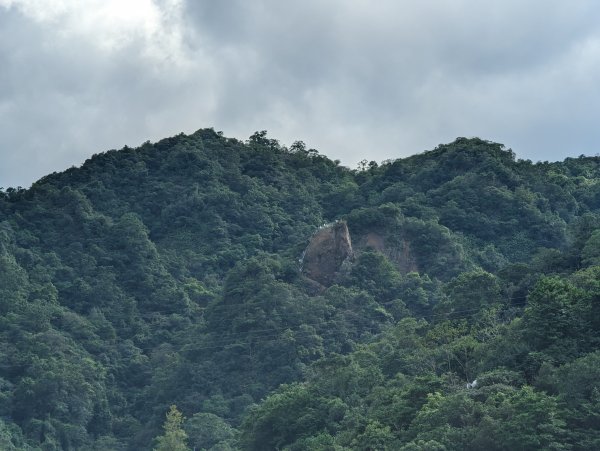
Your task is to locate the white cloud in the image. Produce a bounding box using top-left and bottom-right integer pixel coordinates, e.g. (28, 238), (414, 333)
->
(1, 0), (187, 63)
(2, 0), (600, 187)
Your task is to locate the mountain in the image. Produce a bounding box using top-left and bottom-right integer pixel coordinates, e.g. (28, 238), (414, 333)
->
(1, 129), (599, 450)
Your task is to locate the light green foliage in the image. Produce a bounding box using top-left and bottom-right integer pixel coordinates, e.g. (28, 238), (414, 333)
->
(0, 419), (38, 451)
(154, 405), (189, 451)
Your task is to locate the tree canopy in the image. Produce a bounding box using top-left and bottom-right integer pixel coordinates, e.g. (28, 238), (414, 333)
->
(1, 130), (599, 449)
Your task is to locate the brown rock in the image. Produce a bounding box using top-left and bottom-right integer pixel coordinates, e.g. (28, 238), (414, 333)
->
(301, 221), (353, 286)
(361, 232), (418, 274)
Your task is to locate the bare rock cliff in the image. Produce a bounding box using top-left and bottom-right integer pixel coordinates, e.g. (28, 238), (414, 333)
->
(362, 232), (418, 274)
(302, 221), (353, 287)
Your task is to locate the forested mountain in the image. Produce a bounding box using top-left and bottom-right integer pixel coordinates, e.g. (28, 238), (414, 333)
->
(1, 129), (600, 450)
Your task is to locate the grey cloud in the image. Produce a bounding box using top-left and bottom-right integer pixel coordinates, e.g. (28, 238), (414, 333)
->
(2, 0), (600, 187)
(181, 0), (600, 164)
(0, 2), (218, 187)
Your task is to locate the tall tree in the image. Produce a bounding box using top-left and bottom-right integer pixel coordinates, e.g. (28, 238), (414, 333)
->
(154, 405), (189, 451)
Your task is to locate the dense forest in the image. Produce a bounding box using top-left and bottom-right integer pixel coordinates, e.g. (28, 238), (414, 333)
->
(1, 128), (600, 450)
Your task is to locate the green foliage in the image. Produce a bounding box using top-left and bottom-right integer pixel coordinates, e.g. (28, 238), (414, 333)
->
(2, 131), (600, 449)
(581, 230), (600, 267)
(522, 276), (587, 361)
(153, 405), (189, 451)
(347, 250), (401, 301)
(443, 269), (502, 314)
(185, 412), (237, 450)
(405, 386), (568, 450)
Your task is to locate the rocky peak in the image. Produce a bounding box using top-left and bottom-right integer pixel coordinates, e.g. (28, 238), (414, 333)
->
(301, 221), (353, 287)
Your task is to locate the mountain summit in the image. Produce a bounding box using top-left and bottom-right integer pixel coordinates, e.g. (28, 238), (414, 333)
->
(1, 129), (599, 450)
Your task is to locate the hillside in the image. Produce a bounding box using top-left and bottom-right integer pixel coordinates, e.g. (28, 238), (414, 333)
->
(1, 129), (600, 450)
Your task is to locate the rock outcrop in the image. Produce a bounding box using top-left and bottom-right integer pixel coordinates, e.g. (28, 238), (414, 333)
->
(362, 232), (418, 274)
(301, 221), (353, 287)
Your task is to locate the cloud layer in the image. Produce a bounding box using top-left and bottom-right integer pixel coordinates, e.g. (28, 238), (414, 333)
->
(2, 0), (600, 187)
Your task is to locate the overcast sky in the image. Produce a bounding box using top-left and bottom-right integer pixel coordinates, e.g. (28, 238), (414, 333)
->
(2, 0), (600, 187)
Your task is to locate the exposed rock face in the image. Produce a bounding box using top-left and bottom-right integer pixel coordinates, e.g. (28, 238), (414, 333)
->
(362, 232), (418, 274)
(302, 221), (353, 287)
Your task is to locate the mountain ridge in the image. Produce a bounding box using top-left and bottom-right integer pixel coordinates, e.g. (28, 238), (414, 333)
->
(1, 128), (599, 450)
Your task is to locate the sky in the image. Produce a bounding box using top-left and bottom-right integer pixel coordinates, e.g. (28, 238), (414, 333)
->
(2, 0), (600, 188)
